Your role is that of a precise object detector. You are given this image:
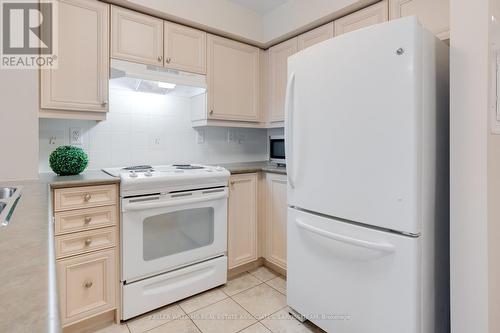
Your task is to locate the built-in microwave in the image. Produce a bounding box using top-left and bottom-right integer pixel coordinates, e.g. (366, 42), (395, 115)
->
(269, 135), (285, 166)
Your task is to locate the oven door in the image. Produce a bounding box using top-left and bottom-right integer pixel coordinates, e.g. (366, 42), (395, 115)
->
(121, 187), (228, 282)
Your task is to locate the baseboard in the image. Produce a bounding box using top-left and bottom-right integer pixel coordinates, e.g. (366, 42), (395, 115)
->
(228, 257), (286, 278)
(63, 310), (116, 333)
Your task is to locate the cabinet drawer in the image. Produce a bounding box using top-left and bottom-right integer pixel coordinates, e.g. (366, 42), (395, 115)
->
(55, 227), (117, 259)
(55, 205), (117, 235)
(54, 185), (117, 211)
(57, 249), (117, 326)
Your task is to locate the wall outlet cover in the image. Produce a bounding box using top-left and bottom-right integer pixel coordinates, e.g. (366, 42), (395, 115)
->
(70, 127), (82, 145)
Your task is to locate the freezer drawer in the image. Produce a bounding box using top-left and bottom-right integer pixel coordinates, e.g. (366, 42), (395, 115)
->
(287, 208), (420, 333)
(122, 256), (227, 320)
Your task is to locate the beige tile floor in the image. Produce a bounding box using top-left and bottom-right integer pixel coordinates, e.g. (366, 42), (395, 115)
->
(94, 266), (324, 333)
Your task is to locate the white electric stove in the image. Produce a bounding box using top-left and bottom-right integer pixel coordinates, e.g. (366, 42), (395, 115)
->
(103, 164), (230, 320)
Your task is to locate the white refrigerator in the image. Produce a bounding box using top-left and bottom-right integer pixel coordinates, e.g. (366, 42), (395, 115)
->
(285, 17), (449, 333)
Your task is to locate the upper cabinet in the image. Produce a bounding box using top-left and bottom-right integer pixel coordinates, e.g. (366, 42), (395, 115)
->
(334, 0), (389, 36)
(164, 22), (207, 74)
(389, 0), (449, 40)
(206, 35), (260, 122)
(298, 22), (334, 51)
(40, 0), (110, 120)
(269, 38), (298, 123)
(111, 6), (164, 66)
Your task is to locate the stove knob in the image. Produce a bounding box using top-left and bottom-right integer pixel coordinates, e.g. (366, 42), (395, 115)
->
(129, 171), (138, 178)
(145, 170), (153, 177)
(216, 166), (224, 171)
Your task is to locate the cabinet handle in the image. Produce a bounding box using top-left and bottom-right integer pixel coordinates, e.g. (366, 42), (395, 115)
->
(158, 55), (163, 62)
(84, 216), (92, 224)
(84, 238), (92, 246)
(83, 193), (91, 202)
(101, 101), (107, 107)
(230, 180), (235, 186)
(210, 110), (214, 115)
(83, 280), (93, 288)
(166, 57), (171, 64)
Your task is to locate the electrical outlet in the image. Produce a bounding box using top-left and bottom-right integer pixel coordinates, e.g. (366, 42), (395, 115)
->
(70, 127), (82, 145)
(227, 129), (236, 143)
(196, 129), (205, 144)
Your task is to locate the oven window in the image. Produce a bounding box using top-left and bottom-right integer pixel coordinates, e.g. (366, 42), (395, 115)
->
(143, 207), (215, 261)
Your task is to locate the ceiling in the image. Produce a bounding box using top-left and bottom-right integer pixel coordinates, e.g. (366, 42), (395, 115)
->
(229, 0), (289, 14)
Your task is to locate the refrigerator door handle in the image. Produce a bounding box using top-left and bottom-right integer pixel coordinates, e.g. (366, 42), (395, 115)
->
(295, 218), (396, 252)
(285, 72), (296, 188)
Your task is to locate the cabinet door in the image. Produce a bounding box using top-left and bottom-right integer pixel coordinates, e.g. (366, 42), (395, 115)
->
(57, 249), (116, 326)
(389, 0), (449, 40)
(265, 173), (287, 270)
(111, 6), (163, 66)
(298, 22), (334, 51)
(334, 0), (389, 36)
(228, 173), (258, 269)
(164, 22), (206, 74)
(207, 35), (260, 122)
(40, 0), (109, 113)
(269, 38), (298, 122)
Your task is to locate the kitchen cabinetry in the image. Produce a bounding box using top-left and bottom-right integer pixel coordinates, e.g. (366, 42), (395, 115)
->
(53, 184), (120, 328)
(111, 6), (163, 66)
(164, 22), (206, 74)
(264, 173), (288, 270)
(206, 35), (260, 123)
(389, 0), (449, 40)
(334, 0), (389, 36)
(298, 22), (334, 51)
(269, 38), (298, 122)
(40, 0), (109, 120)
(228, 173), (258, 269)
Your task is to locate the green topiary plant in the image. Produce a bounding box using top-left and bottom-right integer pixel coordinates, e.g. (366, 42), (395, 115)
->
(49, 145), (89, 176)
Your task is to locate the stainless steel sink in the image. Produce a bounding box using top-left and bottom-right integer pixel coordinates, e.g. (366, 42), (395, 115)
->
(0, 202), (6, 214)
(0, 187), (16, 199)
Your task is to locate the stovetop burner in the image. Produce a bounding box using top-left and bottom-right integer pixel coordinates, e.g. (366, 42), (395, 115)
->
(173, 164), (205, 170)
(122, 165), (153, 171)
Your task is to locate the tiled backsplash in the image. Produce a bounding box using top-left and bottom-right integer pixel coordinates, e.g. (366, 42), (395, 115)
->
(39, 89), (268, 172)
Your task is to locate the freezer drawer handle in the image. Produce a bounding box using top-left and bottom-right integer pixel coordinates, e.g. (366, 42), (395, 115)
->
(295, 218), (395, 252)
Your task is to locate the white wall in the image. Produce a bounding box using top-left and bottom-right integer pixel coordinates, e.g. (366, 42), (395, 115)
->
(39, 89), (268, 172)
(0, 70), (39, 181)
(450, 0), (495, 332)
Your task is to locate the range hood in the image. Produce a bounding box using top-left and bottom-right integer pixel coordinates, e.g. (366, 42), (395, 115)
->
(110, 59), (206, 97)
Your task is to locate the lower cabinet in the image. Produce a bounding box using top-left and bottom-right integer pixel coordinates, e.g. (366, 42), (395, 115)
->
(53, 184), (120, 328)
(264, 173), (288, 270)
(57, 249), (117, 324)
(227, 173), (258, 269)
(227, 172), (287, 272)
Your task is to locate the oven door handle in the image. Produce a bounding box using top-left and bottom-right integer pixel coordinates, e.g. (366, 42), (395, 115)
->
(122, 192), (227, 212)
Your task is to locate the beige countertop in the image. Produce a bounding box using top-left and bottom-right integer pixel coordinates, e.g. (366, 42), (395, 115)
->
(0, 170), (118, 333)
(218, 161), (287, 175)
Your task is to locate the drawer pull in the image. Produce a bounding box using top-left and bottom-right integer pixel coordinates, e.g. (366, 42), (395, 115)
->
(84, 238), (92, 246)
(83, 280), (93, 288)
(83, 193), (91, 202)
(84, 216), (92, 224)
